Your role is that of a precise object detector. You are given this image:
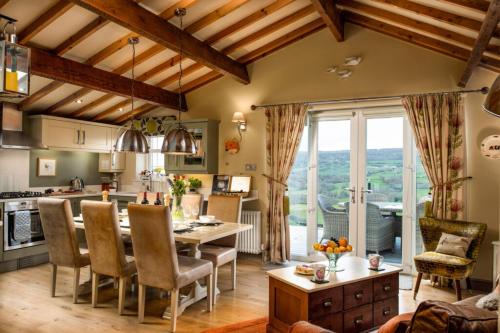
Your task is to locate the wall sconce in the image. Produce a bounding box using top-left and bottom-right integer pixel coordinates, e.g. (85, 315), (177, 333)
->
(232, 111), (247, 131)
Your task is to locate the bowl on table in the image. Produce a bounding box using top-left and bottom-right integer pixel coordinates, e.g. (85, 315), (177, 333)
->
(199, 215), (216, 223)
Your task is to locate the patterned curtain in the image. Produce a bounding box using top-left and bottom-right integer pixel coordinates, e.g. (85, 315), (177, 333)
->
(402, 93), (467, 220)
(265, 103), (308, 262)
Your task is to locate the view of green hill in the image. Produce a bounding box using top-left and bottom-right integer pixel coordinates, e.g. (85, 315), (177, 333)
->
(288, 148), (430, 226)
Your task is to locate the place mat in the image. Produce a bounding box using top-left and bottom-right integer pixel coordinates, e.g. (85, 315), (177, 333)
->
(310, 279), (330, 284)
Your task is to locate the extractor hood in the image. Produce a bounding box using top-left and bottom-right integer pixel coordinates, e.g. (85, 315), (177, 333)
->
(0, 102), (46, 149)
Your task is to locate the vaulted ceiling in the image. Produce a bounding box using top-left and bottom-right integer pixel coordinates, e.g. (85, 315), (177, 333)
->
(1, 0), (498, 124)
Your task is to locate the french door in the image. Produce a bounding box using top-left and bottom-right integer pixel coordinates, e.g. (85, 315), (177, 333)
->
(289, 106), (425, 274)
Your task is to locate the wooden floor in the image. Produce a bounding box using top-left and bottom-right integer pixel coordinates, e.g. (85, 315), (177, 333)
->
(0, 254), (481, 333)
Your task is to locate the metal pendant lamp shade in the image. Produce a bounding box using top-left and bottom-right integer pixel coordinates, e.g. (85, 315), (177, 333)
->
(115, 127), (149, 153)
(162, 7), (197, 155)
(114, 37), (149, 153)
(483, 75), (500, 117)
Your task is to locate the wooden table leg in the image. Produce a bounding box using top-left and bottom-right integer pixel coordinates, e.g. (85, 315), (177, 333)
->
(162, 243), (220, 319)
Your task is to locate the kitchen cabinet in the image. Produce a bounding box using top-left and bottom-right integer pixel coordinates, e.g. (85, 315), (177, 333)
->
(99, 152), (126, 172)
(30, 115), (120, 153)
(69, 196), (101, 216)
(164, 119), (219, 174)
(109, 195), (136, 211)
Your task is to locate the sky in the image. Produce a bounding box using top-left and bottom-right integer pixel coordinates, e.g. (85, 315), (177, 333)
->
(298, 117), (404, 151)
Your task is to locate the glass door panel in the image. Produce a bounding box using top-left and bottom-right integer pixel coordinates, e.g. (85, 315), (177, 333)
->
(363, 116), (404, 264)
(289, 126), (309, 257)
(317, 120), (352, 244)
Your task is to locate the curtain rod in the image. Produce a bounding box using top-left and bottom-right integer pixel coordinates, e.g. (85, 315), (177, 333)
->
(250, 87), (489, 110)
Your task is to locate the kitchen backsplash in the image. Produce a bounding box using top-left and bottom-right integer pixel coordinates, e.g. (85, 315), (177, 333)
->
(0, 149), (30, 191)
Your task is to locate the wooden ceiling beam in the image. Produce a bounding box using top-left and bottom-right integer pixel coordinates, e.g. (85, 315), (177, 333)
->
(17, 1), (74, 44)
(70, 0), (250, 84)
(205, 0), (295, 45)
(92, 99), (132, 121)
(53, 16), (109, 55)
(344, 12), (500, 71)
(310, 0), (344, 41)
(30, 47), (185, 110)
(0, 1), (9, 9)
(459, 0), (500, 87)
(337, 0), (499, 54)
(185, 0), (250, 34)
(439, 0), (490, 12)
(115, 104), (158, 125)
(222, 5), (316, 55)
(370, 0), (500, 37)
(157, 0), (198, 20)
(18, 81), (65, 110)
(69, 94), (115, 117)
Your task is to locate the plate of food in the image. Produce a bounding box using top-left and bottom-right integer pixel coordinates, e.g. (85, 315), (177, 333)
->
(295, 264), (314, 276)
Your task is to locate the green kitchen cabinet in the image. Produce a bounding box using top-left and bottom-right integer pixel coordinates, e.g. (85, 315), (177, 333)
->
(164, 119), (219, 174)
(70, 196), (101, 216)
(110, 195), (136, 211)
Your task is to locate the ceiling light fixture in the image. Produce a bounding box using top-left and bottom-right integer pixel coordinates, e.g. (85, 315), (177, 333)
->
(344, 56), (362, 66)
(114, 37), (149, 154)
(161, 8), (197, 155)
(483, 75), (499, 117)
(75, 99), (83, 104)
(337, 69), (352, 79)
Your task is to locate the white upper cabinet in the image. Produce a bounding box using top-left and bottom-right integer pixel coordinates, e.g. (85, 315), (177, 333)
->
(30, 115), (120, 153)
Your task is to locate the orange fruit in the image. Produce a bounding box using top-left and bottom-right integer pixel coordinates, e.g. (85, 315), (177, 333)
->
(313, 242), (321, 250)
(339, 237), (348, 247)
(326, 247), (334, 254)
(333, 247), (341, 254)
(327, 240), (337, 248)
(346, 244), (353, 252)
(338, 246), (346, 252)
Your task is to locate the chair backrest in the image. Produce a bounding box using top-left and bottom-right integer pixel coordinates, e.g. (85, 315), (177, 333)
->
(419, 217), (487, 261)
(366, 192), (388, 202)
(181, 193), (204, 219)
(38, 198), (81, 267)
(136, 192), (164, 205)
(81, 200), (127, 277)
(207, 195), (242, 247)
(128, 203), (179, 290)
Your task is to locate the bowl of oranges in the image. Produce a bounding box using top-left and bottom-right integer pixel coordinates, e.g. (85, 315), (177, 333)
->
(313, 237), (353, 272)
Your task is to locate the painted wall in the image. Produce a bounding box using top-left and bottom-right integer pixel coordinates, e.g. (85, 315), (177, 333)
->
(178, 24), (499, 281)
(29, 150), (103, 187)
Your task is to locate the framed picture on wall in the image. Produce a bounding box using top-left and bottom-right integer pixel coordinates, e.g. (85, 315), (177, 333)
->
(37, 158), (56, 176)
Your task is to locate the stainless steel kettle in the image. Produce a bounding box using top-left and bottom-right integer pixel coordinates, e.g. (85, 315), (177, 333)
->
(70, 177), (84, 191)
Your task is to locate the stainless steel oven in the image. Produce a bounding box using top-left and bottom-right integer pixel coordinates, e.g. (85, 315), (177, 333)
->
(3, 200), (45, 251)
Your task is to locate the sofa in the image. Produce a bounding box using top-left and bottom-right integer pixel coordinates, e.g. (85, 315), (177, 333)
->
(288, 293), (498, 333)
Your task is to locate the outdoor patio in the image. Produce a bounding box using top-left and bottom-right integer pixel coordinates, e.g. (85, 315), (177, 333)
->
(290, 225), (402, 264)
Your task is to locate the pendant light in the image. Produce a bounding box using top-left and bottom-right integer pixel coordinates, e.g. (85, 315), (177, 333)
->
(114, 37), (149, 154)
(161, 8), (197, 155)
(483, 75), (499, 117)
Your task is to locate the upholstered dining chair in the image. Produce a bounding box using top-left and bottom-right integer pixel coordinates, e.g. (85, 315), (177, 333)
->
(181, 193), (204, 219)
(80, 200), (137, 314)
(200, 195), (242, 304)
(413, 216), (487, 301)
(127, 204), (213, 331)
(38, 198), (91, 304)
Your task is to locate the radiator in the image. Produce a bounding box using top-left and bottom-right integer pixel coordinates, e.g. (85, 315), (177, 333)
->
(238, 210), (262, 254)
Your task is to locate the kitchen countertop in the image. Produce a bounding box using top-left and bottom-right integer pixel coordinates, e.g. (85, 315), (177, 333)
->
(0, 192), (137, 203)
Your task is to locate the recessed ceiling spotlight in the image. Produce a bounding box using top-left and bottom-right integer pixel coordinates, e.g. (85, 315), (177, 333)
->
(344, 56), (362, 66)
(75, 99), (83, 104)
(119, 108), (123, 112)
(326, 66), (337, 73)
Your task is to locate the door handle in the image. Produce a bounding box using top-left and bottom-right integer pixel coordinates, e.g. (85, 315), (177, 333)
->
(360, 187), (372, 203)
(344, 187), (356, 204)
(77, 130), (80, 144)
(82, 130), (86, 145)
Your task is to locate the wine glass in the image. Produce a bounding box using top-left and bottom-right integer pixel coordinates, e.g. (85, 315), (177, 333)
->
(191, 205), (200, 219)
(183, 205), (192, 221)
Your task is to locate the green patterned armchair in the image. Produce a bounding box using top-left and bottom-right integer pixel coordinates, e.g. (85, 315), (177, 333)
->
(413, 216), (487, 301)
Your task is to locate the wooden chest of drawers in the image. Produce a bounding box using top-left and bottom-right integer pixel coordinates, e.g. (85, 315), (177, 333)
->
(267, 257), (402, 333)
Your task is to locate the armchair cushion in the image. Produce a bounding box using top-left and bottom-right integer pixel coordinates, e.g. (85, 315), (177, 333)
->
(435, 232), (472, 258)
(407, 300), (497, 333)
(288, 321), (333, 333)
(414, 251), (473, 279)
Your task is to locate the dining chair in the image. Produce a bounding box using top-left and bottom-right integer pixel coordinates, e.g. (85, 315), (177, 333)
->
(181, 193), (204, 219)
(200, 195), (242, 304)
(127, 204), (213, 331)
(38, 198), (91, 304)
(80, 200), (137, 314)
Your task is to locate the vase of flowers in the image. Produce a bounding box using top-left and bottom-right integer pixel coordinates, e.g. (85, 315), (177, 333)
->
(170, 177), (187, 221)
(313, 237), (353, 272)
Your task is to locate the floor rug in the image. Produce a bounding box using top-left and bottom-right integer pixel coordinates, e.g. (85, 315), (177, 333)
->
(201, 317), (268, 333)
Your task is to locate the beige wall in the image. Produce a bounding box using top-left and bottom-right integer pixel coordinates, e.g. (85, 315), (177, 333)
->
(178, 24), (498, 280)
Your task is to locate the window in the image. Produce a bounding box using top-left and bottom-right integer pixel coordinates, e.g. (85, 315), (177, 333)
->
(148, 136), (165, 174)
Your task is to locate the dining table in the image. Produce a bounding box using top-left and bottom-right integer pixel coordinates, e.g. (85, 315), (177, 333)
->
(73, 215), (252, 318)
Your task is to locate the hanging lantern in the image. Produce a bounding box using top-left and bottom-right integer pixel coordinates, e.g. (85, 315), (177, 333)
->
(483, 75), (499, 118)
(0, 15), (30, 100)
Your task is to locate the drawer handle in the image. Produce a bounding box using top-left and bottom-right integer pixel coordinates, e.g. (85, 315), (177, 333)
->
(354, 318), (363, 326)
(383, 285), (391, 292)
(383, 308), (391, 316)
(323, 299), (332, 307)
(354, 292), (363, 299)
